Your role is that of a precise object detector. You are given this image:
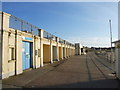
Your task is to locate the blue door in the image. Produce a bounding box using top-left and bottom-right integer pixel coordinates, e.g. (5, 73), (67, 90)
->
(22, 41), (32, 70)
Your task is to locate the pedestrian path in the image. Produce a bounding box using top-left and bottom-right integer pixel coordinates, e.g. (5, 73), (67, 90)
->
(2, 52), (120, 88)
(0, 80), (2, 89)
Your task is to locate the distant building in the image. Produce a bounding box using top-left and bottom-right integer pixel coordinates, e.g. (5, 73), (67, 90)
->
(75, 43), (86, 55)
(90, 47), (115, 52)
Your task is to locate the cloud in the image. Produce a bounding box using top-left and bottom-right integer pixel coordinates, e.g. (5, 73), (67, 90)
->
(65, 36), (118, 47)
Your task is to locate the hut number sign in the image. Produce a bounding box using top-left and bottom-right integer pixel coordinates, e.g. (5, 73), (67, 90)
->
(22, 36), (32, 41)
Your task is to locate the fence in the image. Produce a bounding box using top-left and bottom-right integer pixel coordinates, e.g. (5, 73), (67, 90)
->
(9, 15), (40, 36)
(43, 31), (57, 41)
(95, 50), (116, 63)
(9, 14), (74, 46)
(59, 38), (65, 44)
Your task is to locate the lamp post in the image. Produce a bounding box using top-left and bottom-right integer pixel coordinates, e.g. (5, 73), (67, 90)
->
(109, 20), (113, 64)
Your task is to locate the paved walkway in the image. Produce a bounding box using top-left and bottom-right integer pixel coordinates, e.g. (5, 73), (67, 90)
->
(2, 52), (120, 88)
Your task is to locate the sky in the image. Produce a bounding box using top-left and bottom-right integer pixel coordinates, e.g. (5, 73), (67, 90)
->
(2, 2), (118, 47)
(1, 0), (119, 2)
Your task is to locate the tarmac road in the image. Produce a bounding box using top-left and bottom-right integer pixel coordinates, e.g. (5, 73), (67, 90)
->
(2, 52), (120, 88)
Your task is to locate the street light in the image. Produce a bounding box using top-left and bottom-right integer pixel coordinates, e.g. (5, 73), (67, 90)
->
(109, 20), (113, 63)
(109, 20), (116, 73)
(109, 20), (113, 49)
(109, 20), (112, 63)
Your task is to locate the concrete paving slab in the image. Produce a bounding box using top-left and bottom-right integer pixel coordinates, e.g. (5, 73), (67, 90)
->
(2, 52), (120, 88)
(0, 80), (2, 90)
(2, 59), (67, 88)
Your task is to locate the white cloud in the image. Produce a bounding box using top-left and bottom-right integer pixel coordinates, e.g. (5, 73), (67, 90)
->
(65, 36), (118, 47)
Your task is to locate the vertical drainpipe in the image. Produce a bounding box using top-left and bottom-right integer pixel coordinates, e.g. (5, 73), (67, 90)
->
(14, 16), (18, 75)
(39, 29), (41, 67)
(15, 29), (17, 75)
(34, 35), (36, 69)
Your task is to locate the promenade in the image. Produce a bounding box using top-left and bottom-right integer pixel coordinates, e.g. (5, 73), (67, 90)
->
(2, 52), (119, 88)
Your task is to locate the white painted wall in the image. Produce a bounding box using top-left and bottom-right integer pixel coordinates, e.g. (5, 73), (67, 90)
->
(1, 12), (75, 79)
(75, 43), (83, 55)
(0, 11), (2, 87)
(116, 2), (120, 79)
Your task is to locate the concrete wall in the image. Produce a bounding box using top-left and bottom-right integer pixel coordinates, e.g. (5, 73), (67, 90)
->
(75, 43), (85, 55)
(34, 36), (41, 68)
(2, 12), (12, 79)
(0, 12), (2, 79)
(16, 30), (22, 75)
(8, 29), (16, 77)
(1, 12), (76, 79)
(1, 25), (35, 79)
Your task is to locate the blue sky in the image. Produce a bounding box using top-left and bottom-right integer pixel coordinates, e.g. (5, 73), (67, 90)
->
(2, 2), (118, 47)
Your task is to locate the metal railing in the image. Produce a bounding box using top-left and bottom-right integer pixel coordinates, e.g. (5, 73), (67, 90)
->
(9, 15), (40, 36)
(58, 38), (65, 44)
(66, 41), (75, 47)
(66, 41), (70, 45)
(9, 14), (75, 46)
(43, 31), (57, 41)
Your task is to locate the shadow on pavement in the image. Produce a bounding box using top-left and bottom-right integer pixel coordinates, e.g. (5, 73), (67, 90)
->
(24, 79), (119, 88)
